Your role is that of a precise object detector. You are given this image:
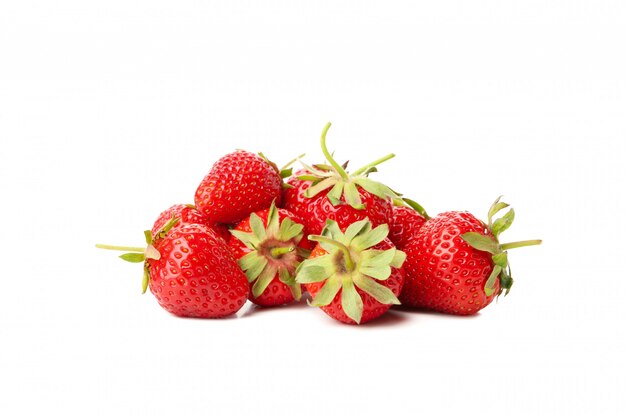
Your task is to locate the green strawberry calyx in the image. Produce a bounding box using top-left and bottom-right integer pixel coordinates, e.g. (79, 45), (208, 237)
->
(230, 202), (308, 300)
(297, 122), (400, 210)
(95, 216), (180, 294)
(295, 218), (406, 324)
(461, 196), (542, 297)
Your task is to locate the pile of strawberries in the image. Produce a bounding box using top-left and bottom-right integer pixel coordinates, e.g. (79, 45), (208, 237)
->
(98, 123), (541, 325)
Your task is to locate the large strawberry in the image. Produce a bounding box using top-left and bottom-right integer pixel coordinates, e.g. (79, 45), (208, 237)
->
(296, 219), (406, 325)
(194, 150), (283, 224)
(282, 123), (397, 236)
(388, 198), (430, 249)
(97, 216), (249, 318)
(400, 197), (541, 315)
(229, 202), (309, 307)
(152, 204), (231, 242)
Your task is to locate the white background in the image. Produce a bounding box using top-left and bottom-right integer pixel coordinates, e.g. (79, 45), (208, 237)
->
(1, 1), (625, 416)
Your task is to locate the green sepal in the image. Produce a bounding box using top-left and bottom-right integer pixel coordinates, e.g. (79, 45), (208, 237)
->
(295, 255), (333, 283)
(492, 209), (515, 238)
(402, 198), (431, 220)
(484, 265), (502, 297)
(488, 196), (509, 226)
(266, 203), (280, 237)
(461, 232), (499, 254)
(241, 254), (268, 283)
(279, 218), (304, 242)
(341, 276), (364, 324)
(353, 274), (400, 306)
(279, 268), (302, 301)
(343, 182), (365, 210)
(390, 250), (406, 269)
(280, 168), (293, 179)
(492, 252), (509, 269)
(321, 219), (344, 240)
(309, 275), (342, 307)
(249, 213), (267, 241)
(327, 182), (344, 206)
(297, 174), (320, 181)
(252, 265), (278, 298)
(230, 229), (260, 250)
(119, 253), (145, 263)
(343, 219), (371, 243)
(304, 177), (337, 198)
(142, 268), (150, 294)
(353, 177), (399, 201)
(144, 230), (153, 245)
(352, 224), (388, 251)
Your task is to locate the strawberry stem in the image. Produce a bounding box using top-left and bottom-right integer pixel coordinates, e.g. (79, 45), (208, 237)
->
(270, 246), (295, 258)
(95, 244), (145, 252)
(309, 235), (355, 272)
(352, 153), (396, 176)
(320, 122), (349, 181)
(500, 239), (542, 250)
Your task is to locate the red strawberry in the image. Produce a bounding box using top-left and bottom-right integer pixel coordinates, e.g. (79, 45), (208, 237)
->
(229, 202), (309, 307)
(152, 204), (231, 242)
(400, 197), (541, 315)
(296, 219), (406, 325)
(97, 217), (249, 318)
(194, 150), (283, 224)
(388, 199), (430, 249)
(282, 123), (397, 235)
(281, 169), (313, 227)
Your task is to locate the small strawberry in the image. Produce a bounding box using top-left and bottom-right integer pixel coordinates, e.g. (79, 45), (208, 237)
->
(152, 204), (231, 242)
(194, 150), (283, 224)
(400, 197), (541, 315)
(97, 216), (249, 318)
(229, 202), (309, 307)
(388, 198), (430, 249)
(282, 123), (397, 236)
(296, 219), (406, 325)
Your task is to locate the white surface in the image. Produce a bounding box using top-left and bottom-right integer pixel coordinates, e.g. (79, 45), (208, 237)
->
(1, 1), (625, 416)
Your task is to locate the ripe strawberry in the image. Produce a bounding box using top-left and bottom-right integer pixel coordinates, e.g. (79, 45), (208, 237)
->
(281, 123), (397, 236)
(296, 219), (406, 325)
(152, 204), (231, 242)
(388, 198), (430, 249)
(229, 202), (309, 307)
(194, 150), (283, 224)
(281, 169), (313, 227)
(97, 217), (249, 318)
(400, 197), (541, 315)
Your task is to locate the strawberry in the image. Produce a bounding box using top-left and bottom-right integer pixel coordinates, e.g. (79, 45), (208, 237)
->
(296, 219), (406, 325)
(152, 204), (231, 242)
(400, 197), (541, 315)
(194, 150), (283, 224)
(97, 216), (249, 318)
(229, 202), (309, 307)
(388, 198), (430, 249)
(281, 123), (397, 236)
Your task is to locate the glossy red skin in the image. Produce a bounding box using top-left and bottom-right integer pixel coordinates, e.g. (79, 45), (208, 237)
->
(148, 223), (249, 318)
(282, 172), (393, 235)
(151, 204), (231, 243)
(388, 206), (427, 249)
(229, 207), (307, 307)
(195, 150), (282, 224)
(306, 238), (405, 325)
(400, 211), (499, 315)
